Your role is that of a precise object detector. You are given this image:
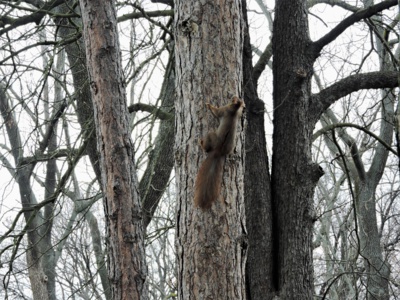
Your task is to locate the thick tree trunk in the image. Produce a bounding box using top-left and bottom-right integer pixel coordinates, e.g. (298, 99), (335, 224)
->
(56, 0), (174, 232)
(272, 0), (323, 298)
(80, 1), (148, 299)
(174, 0), (247, 299)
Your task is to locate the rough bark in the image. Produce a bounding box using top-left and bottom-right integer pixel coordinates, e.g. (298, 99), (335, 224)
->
(54, 1), (175, 232)
(271, 1), (398, 297)
(54, 2), (111, 296)
(174, 0), (247, 299)
(26, 251), (50, 300)
(79, 0), (148, 299)
(242, 0), (274, 299)
(272, 0), (323, 298)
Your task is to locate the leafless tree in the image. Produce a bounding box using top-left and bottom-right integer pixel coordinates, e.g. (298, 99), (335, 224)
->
(0, 0), (399, 299)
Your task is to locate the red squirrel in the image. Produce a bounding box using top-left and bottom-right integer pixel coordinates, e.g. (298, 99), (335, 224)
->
(194, 96), (245, 209)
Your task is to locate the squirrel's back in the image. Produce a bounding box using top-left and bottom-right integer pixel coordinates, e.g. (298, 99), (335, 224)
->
(194, 97), (244, 209)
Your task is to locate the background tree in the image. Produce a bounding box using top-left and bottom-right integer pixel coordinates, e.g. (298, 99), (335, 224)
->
(0, 0), (399, 299)
(0, 1), (173, 298)
(241, 0), (274, 298)
(270, 0), (398, 298)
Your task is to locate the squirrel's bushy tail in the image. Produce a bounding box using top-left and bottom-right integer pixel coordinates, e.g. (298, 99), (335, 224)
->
(194, 154), (225, 209)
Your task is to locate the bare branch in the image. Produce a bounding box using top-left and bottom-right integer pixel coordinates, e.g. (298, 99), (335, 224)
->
(0, 0), (66, 36)
(19, 148), (80, 166)
(312, 71), (399, 115)
(253, 42), (272, 82)
(0, 85), (23, 164)
(129, 3), (172, 36)
(312, 0), (398, 56)
(150, 0), (173, 6)
(0, 138), (88, 248)
(307, 0), (359, 12)
(313, 122), (398, 156)
(37, 99), (68, 153)
(128, 103), (173, 121)
(118, 9), (173, 23)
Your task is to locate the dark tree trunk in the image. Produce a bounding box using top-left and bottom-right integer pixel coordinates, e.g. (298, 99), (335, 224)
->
(140, 56), (175, 229)
(241, 1), (274, 299)
(271, 0), (323, 297)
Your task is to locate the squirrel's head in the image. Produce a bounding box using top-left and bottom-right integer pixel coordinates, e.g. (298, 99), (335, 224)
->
(230, 96), (245, 115)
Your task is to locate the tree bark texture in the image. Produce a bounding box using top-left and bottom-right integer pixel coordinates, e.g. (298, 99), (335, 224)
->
(174, 0), (247, 299)
(55, 3), (111, 297)
(271, 0), (399, 298)
(272, 0), (323, 298)
(79, 1), (148, 299)
(242, 0), (274, 298)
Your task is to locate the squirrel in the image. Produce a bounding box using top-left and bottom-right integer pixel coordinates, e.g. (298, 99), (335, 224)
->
(194, 96), (245, 209)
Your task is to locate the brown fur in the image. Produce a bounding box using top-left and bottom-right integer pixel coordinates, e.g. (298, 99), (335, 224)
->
(194, 154), (225, 209)
(194, 97), (245, 209)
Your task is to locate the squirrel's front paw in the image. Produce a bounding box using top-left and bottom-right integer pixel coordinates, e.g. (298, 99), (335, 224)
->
(206, 103), (217, 110)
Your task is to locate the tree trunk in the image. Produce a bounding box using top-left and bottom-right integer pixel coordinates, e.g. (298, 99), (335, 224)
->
(357, 183), (390, 300)
(242, 1), (274, 298)
(140, 56), (175, 229)
(174, 0), (247, 299)
(0, 86), (50, 300)
(54, 3), (111, 296)
(26, 251), (50, 300)
(357, 3), (392, 298)
(272, 0), (323, 298)
(79, 0), (148, 299)
(54, 5), (102, 185)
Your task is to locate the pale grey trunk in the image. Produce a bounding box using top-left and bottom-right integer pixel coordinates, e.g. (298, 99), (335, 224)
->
(357, 2), (392, 299)
(0, 86), (50, 300)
